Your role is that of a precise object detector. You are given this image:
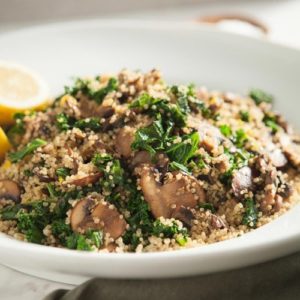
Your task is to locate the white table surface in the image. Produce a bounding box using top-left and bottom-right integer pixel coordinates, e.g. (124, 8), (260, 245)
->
(0, 1), (300, 299)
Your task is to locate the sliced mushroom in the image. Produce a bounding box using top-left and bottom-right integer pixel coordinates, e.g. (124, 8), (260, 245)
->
(91, 203), (127, 239)
(268, 148), (287, 168)
(188, 118), (224, 153)
(139, 166), (205, 221)
(0, 180), (21, 202)
(115, 127), (136, 158)
(210, 214), (227, 229)
(232, 166), (253, 199)
(279, 133), (300, 168)
(70, 198), (127, 240)
(70, 198), (94, 231)
(80, 97), (115, 119)
(171, 206), (194, 228)
(131, 151), (152, 168)
(69, 173), (102, 187)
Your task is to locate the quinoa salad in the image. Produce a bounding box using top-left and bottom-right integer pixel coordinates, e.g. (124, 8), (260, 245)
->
(0, 69), (299, 253)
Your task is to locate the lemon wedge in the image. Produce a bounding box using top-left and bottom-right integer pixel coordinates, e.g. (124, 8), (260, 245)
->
(0, 127), (11, 162)
(0, 61), (49, 126)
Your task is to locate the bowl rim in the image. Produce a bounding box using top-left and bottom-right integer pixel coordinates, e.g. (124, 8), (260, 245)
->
(0, 19), (300, 261)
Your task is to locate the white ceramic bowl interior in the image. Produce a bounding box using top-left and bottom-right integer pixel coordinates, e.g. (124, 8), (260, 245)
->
(0, 20), (299, 284)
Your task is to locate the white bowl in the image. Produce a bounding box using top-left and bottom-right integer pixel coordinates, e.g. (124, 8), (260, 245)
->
(0, 20), (300, 285)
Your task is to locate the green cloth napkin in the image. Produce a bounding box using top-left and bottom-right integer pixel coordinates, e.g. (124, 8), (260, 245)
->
(45, 252), (300, 300)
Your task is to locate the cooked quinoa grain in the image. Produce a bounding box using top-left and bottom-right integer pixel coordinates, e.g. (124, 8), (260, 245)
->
(0, 69), (299, 252)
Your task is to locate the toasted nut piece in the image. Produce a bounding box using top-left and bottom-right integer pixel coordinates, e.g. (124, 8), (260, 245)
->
(0, 179), (21, 202)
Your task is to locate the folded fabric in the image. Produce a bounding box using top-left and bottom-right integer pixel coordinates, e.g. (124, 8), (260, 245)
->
(45, 251), (300, 300)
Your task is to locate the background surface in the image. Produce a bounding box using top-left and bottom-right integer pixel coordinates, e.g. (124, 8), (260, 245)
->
(0, 0), (299, 299)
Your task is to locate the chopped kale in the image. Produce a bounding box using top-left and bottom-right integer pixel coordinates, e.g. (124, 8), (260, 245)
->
(56, 113), (72, 131)
(7, 113), (26, 145)
(152, 220), (188, 246)
(170, 84), (196, 114)
(74, 118), (101, 131)
(220, 148), (251, 185)
(92, 153), (125, 189)
(166, 132), (199, 165)
(249, 88), (273, 105)
(263, 114), (280, 134)
(240, 111), (250, 122)
(129, 93), (187, 127)
(56, 167), (71, 179)
(65, 77), (118, 104)
(233, 129), (248, 148)
(0, 204), (23, 220)
(9, 139), (47, 163)
(198, 203), (216, 213)
(219, 124), (232, 137)
(56, 113), (101, 132)
(242, 198), (258, 228)
(131, 118), (171, 156)
(169, 161), (190, 174)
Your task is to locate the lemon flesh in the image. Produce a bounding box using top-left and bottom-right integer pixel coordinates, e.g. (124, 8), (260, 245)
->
(0, 127), (11, 162)
(0, 61), (49, 126)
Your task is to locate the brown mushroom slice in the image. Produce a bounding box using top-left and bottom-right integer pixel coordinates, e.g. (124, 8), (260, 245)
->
(71, 199), (127, 240)
(140, 167), (205, 221)
(171, 206), (194, 228)
(131, 151), (152, 168)
(70, 198), (93, 232)
(115, 127), (136, 158)
(70, 173), (102, 187)
(279, 133), (300, 168)
(80, 97), (115, 119)
(188, 118), (224, 152)
(268, 148), (287, 168)
(91, 203), (127, 239)
(210, 214), (227, 229)
(232, 166), (253, 199)
(0, 180), (21, 202)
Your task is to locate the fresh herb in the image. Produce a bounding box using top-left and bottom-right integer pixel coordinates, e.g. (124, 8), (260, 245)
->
(24, 169), (33, 177)
(233, 129), (248, 148)
(131, 118), (171, 156)
(17, 202), (51, 244)
(220, 149), (251, 185)
(7, 113), (26, 145)
(65, 77), (118, 104)
(242, 198), (258, 228)
(92, 153), (125, 189)
(170, 84), (196, 114)
(240, 111), (250, 122)
(219, 124), (232, 137)
(65, 229), (104, 250)
(0, 204), (23, 220)
(56, 113), (101, 132)
(152, 220), (188, 246)
(249, 88), (273, 105)
(198, 203), (216, 213)
(166, 132), (199, 165)
(56, 113), (72, 131)
(188, 97), (218, 120)
(263, 114), (279, 134)
(129, 93), (186, 127)
(169, 161), (190, 174)
(9, 139), (47, 163)
(56, 167), (71, 179)
(74, 118), (101, 131)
